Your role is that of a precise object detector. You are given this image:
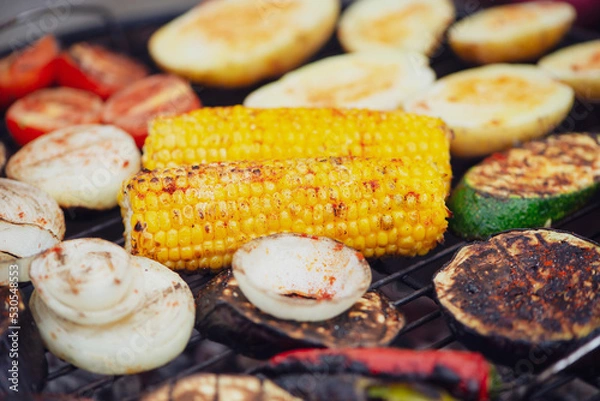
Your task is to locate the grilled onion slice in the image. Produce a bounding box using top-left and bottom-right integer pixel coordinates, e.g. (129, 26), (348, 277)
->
(6, 124), (141, 210)
(434, 228), (600, 368)
(0, 178), (65, 284)
(232, 233), (372, 322)
(196, 269), (402, 359)
(29, 238), (195, 375)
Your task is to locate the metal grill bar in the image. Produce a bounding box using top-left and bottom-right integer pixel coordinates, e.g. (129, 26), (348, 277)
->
(1, 4), (599, 400)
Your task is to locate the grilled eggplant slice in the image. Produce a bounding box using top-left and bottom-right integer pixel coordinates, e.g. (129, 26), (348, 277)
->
(448, 133), (600, 240)
(140, 374), (300, 401)
(196, 270), (403, 359)
(434, 228), (600, 368)
(0, 286), (47, 394)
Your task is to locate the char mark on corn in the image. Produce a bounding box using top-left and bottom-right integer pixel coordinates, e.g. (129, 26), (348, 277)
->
(119, 156), (450, 272)
(142, 106), (452, 188)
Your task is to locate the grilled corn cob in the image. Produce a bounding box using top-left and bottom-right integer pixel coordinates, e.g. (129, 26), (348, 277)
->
(119, 156), (450, 272)
(143, 106), (452, 184)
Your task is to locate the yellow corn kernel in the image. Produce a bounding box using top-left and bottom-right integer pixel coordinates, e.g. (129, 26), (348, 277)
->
(119, 156), (450, 272)
(143, 106), (451, 189)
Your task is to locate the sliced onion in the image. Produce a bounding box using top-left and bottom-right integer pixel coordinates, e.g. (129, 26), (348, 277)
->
(5, 124), (141, 210)
(29, 238), (145, 326)
(0, 178), (65, 285)
(232, 233), (372, 322)
(29, 239), (195, 375)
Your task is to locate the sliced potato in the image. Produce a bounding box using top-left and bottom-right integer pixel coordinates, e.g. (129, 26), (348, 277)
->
(404, 64), (574, 158)
(449, 1), (576, 64)
(244, 50), (435, 110)
(539, 40), (600, 101)
(338, 0), (455, 56)
(148, 0), (339, 87)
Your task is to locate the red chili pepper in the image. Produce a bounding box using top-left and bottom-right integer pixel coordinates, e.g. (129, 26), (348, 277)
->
(259, 348), (491, 401)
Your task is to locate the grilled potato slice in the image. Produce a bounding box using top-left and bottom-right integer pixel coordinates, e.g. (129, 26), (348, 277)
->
(404, 64), (574, 158)
(539, 40), (600, 101)
(449, 1), (576, 64)
(337, 0), (455, 56)
(244, 50), (435, 110)
(148, 0), (339, 88)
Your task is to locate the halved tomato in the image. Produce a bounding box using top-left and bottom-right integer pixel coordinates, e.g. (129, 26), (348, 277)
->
(0, 35), (59, 109)
(5, 87), (103, 146)
(102, 74), (202, 148)
(55, 42), (149, 99)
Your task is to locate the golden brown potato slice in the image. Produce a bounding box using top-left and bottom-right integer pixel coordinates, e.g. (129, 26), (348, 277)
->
(404, 64), (574, 158)
(449, 1), (576, 64)
(148, 0), (339, 88)
(539, 40), (600, 101)
(244, 50), (435, 110)
(338, 0), (455, 56)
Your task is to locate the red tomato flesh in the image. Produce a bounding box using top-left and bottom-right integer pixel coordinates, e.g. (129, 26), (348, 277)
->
(56, 42), (148, 99)
(0, 35), (59, 109)
(5, 87), (103, 146)
(102, 74), (202, 148)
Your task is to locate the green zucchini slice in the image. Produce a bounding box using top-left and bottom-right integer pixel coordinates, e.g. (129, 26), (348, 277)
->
(448, 133), (600, 239)
(434, 228), (600, 368)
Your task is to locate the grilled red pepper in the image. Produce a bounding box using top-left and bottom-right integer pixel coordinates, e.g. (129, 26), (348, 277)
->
(256, 348), (493, 401)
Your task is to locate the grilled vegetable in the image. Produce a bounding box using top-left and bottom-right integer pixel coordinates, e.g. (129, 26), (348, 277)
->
(196, 270), (402, 359)
(434, 228), (600, 367)
(0, 178), (65, 285)
(142, 106), (452, 182)
(232, 233), (371, 322)
(404, 64), (574, 158)
(0, 142), (6, 172)
(140, 374), (300, 401)
(243, 50), (435, 110)
(254, 348), (492, 401)
(120, 156), (450, 272)
(368, 383), (457, 401)
(271, 376), (459, 401)
(6, 124), (141, 210)
(448, 133), (600, 239)
(338, 0), (455, 56)
(538, 39), (600, 101)
(29, 238), (195, 375)
(56, 42), (148, 99)
(0, 35), (59, 109)
(0, 287), (47, 394)
(5, 87), (103, 146)
(102, 74), (202, 148)
(148, 0), (339, 87)
(448, 2), (576, 64)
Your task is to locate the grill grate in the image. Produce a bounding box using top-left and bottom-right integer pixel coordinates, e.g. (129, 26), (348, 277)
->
(1, 3), (600, 400)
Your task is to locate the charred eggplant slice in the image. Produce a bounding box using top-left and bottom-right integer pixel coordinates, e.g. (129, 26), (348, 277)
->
(448, 133), (600, 239)
(253, 348), (492, 401)
(434, 228), (600, 368)
(0, 286), (47, 394)
(140, 374), (300, 401)
(196, 270), (403, 359)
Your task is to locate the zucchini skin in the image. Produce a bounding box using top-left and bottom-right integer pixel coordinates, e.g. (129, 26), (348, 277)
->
(448, 178), (599, 240)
